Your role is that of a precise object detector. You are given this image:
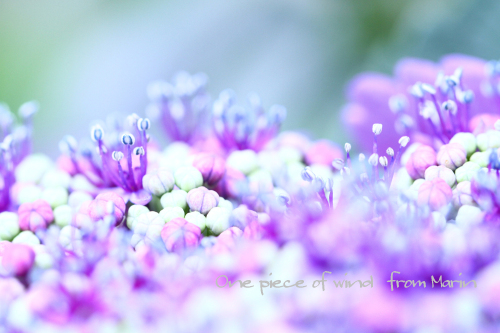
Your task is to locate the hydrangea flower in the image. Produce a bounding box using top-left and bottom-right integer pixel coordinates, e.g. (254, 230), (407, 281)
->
(342, 54), (498, 153)
(59, 113), (152, 204)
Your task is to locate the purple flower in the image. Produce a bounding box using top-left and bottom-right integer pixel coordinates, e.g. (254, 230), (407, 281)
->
(147, 71), (210, 143)
(60, 114), (152, 204)
(212, 90), (286, 152)
(342, 54), (499, 153)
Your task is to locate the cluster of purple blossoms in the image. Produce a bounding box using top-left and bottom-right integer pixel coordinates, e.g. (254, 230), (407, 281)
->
(1, 56), (500, 332)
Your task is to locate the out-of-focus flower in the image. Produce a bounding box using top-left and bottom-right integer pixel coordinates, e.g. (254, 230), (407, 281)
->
(212, 90), (286, 152)
(0, 102), (38, 212)
(147, 71), (210, 143)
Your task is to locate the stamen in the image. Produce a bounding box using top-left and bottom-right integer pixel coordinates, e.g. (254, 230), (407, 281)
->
(91, 125), (104, 142)
(121, 133), (136, 146)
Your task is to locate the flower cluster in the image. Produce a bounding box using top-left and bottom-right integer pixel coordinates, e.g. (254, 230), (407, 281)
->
(1, 58), (500, 332)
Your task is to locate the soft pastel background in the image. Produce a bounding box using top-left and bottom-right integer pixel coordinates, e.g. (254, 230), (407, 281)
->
(0, 0), (498, 155)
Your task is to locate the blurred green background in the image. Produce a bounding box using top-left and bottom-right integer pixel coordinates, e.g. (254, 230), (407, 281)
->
(0, 0), (497, 155)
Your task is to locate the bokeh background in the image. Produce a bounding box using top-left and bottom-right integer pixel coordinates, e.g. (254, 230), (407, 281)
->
(0, 0), (498, 155)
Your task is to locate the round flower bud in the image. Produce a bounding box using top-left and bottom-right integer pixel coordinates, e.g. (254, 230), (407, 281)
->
(455, 205), (484, 229)
(436, 143), (467, 170)
(130, 211), (165, 250)
(205, 207), (231, 235)
(477, 130), (500, 151)
(159, 207), (185, 223)
(0, 213), (20, 241)
(14, 154), (53, 184)
(126, 205), (149, 230)
(186, 186), (220, 215)
(18, 199), (54, 232)
(424, 165), (456, 187)
(226, 149), (259, 175)
(1, 243), (35, 276)
(208, 227), (243, 254)
(160, 190), (188, 210)
(452, 181), (475, 208)
(218, 198), (234, 211)
(406, 145), (437, 179)
(12, 230), (40, 246)
(469, 150), (491, 167)
(450, 132), (477, 156)
(58, 226), (82, 253)
(33, 245), (54, 269)
(160, 218), (201, 253)
(174, 166), (203, 192)
(53, 205), (73, 227)
(455, 162), (481, 183)
(142, 168), (175, 196)
(40, 169), (71, 189)
(185, 211), (207, 232)
(88, 192), (126, 223)
(192, 153), (226, 186)
(41, 187), (68, 208)
(417, 178), (452, 211)
(67, 191), (93, 210)
(17, 184), (42, 205)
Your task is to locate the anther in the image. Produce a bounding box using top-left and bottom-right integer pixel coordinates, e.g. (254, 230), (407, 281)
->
(368, 154), (379, 166)
(91, 125), (104, 142)
(399, 136), (410, 147)
(133, 146), (145, 156)
(386, 148), (394, 157)
(137, 118), (151, 131)
(121, 133), (135, 146)
(372, 124), (383, 135)
(112, 151), (124, 161)
(442, 100), (458, 115)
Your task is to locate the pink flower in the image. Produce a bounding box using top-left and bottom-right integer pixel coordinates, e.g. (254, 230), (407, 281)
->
(18, 199), (54, 232)
(436, 143), (467, 170)
(406, 145), (437, 179)
(186, 186), (220, 215)
(88, 192), (126, 223)
(1, 243), (35, 276)
(304, 140), (343, 166)
(417, 178), (453, 211)
(160, 217), (201, 253)
(192, 153), (226, 186)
